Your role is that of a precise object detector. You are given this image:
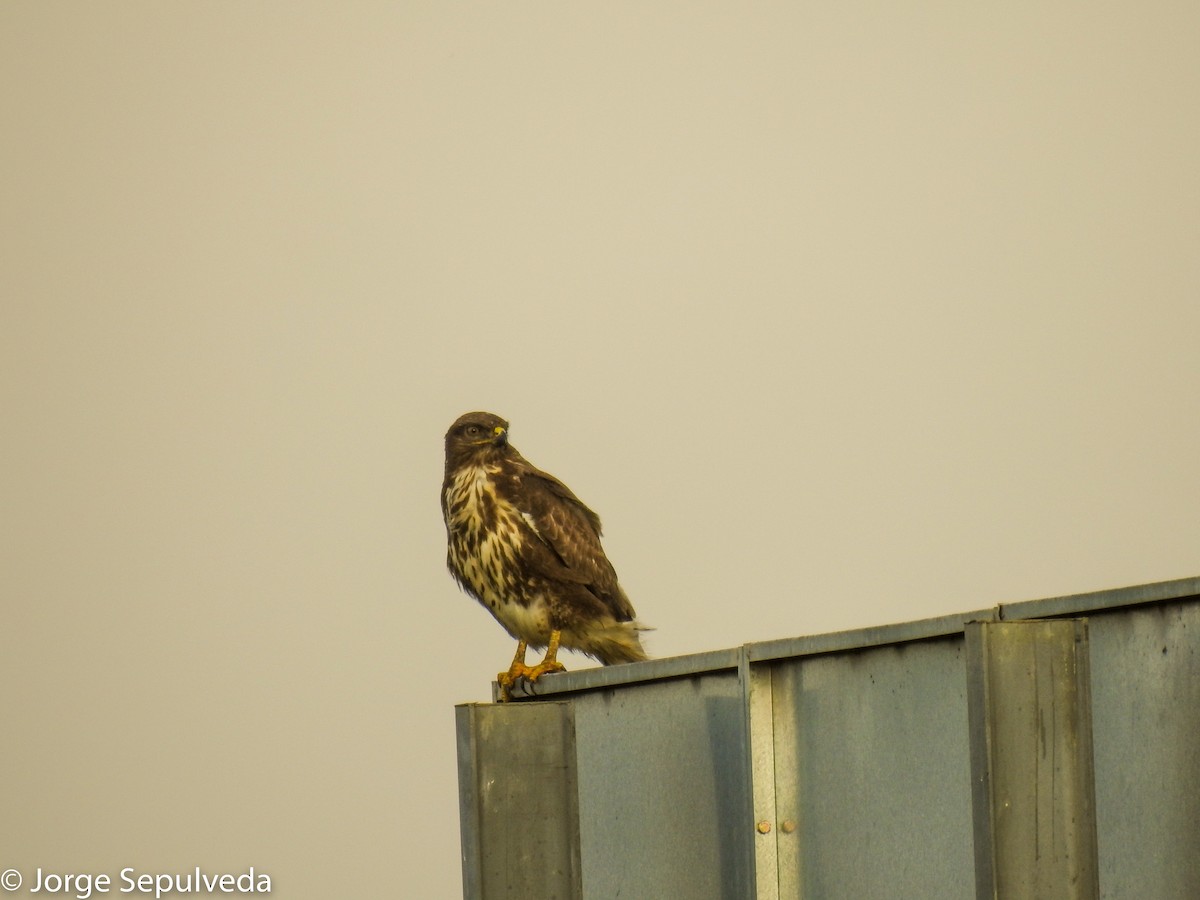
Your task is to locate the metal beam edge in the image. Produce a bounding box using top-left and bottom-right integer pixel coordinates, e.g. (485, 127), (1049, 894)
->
(747, 607), (998, 663)
(998, 574), (1200, 621)
(489, 575), (1200, 701)
(501, 647), (743, 700)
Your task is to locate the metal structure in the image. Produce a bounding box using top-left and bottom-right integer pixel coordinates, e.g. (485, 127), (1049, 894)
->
(456, 577), (1200, 899)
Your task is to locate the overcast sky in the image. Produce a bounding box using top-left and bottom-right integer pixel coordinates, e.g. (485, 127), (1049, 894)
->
(3, 3), (1198, 897)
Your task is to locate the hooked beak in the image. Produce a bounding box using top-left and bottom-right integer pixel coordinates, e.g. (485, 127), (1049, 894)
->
(492, 425), (508, 446)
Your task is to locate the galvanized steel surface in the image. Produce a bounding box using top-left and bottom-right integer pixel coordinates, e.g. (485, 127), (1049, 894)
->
(458, 576), (1199, 899)
(456, 703), (582, 900)
(764, 636), (975, 898)
(1087, 598), (1200, 899)
(571, 671), (752, 899)
(967, 620), (1100, 900)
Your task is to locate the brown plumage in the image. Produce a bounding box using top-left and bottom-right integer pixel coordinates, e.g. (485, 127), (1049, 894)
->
(441, 411), (648, 693)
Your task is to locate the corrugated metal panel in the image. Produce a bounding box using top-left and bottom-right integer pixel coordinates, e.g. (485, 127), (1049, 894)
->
(967, 620), (1099, 900)
(455, 702), (582, 900)
(456, 576), (1200, 899)
(1087, 598), (1200, 899)
(763, 636), (975, 898)
(571, 671), (752, 899)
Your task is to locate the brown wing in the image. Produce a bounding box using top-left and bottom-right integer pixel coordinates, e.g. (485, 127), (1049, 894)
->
(500, 454), (637, 622)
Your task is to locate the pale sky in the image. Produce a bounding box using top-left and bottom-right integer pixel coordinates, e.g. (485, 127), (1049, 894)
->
(3, 3), (1198, 898)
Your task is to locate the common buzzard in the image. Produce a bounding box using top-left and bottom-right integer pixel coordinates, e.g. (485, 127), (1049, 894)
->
(442, 411), (648, 697)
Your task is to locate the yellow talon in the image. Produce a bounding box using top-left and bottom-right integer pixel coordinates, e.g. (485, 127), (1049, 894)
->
(496, 631), (566, 701)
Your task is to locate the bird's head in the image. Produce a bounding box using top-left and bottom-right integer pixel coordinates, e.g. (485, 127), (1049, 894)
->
(444, 411), (510, 468)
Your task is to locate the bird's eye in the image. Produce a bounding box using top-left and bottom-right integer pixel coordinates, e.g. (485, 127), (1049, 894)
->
(464, 425), (480, 437)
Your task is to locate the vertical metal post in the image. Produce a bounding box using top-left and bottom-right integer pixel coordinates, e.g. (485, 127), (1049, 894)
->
(455, 702), (582, 900)
(966, 620), (1099, 900)
(767, 661), (802, 898)
(743, 651), (804, 900)
(744, 655), (779, 900)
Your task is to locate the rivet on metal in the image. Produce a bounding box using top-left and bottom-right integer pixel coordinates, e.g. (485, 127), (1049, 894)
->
(781, 819), (797, 834)
(756, 820), (772, 834)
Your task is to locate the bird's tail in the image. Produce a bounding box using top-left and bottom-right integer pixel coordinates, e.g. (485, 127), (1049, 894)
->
(588, 619), (652, 666)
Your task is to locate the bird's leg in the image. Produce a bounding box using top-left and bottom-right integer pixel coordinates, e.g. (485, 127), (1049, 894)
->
(525, 629), (567, 681)
(495, 632), (567, 701)
(496, 640), (528, 701)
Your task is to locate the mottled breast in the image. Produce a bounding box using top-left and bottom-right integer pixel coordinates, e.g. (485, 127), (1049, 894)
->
(443, 462), (529, 613)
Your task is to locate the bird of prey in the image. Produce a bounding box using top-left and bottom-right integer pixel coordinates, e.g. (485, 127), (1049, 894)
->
(442, 411), (648, 697)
